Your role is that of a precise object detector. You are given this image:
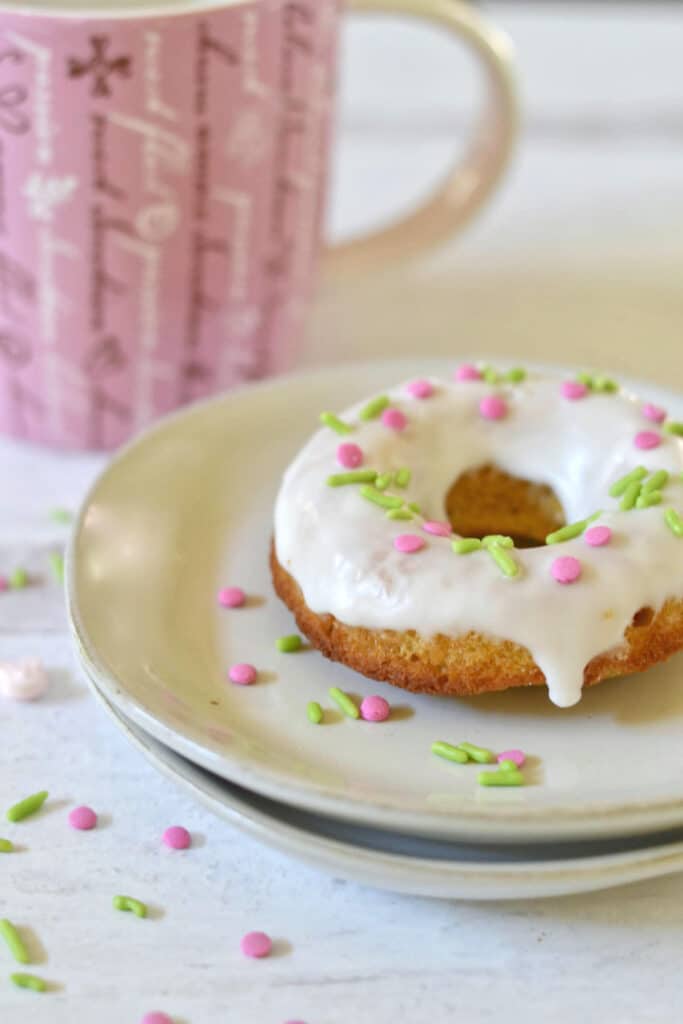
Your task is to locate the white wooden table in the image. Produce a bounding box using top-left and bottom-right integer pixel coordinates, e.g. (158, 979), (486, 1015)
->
(2, 5), (683, 1022)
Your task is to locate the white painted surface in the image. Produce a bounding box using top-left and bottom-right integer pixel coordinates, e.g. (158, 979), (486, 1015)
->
(2, 4), (683, 1021)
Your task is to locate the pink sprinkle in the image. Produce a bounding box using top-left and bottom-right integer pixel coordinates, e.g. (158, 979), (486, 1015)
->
(68, 806), (97, 831)
(561, 380), (588, 401)
(634, 430), (661, 450)
(0, 658), (49, 701)
(381, 407), (407, 432)
(479, 395), (508, 421)
(454, 363), (482, 381)
(394, 534), (425, 554)
(140, 1014), (174, 1024)
(585, 525), (612, 547)
(0, 576), (7, 592)
(241, 931), (272, 959)
(218, 587), (245, 609)
(642, 403), (666, 424)
(229, 663), (257, 686)
(163, 825), (191, 850)
(336, 442), (363, 469)
(405, 378), (434, 399)
(497, 749), (526, 768)
(360, 696), (391, 722)
(551, 556), (582, 584)
(422, 520), (452, 537)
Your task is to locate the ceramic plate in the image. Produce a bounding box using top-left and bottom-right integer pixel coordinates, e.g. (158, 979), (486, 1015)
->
(89, 674), (683, 901)
(68, 360), (683, 842)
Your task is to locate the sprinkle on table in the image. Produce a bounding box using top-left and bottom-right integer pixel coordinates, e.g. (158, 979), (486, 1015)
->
(360, 695), (391, 722)
(431, 741), (469, 764)
(276, 634), (302, 653)
(228, 663), (257, 686)
(10, 973), (46, 993)
(49, 552), (64, 584)
(162, 826), (191, 850)
(50, 507), (73, 525)
(0, 838), (14, 853)
(9, 567), (28, 589)
(307, 701), (323, 725)
(478, 769), (525, 787)
(328, 687), (360, 719)
(218, 586), (246, 608)
(6, 790), (48, 823)
(140, 1014), (174, 1024)
(240, 931), (272, 959)
(359, 395), (390, 420)
(68, 806), (98, 831)
(457, 742), (496, 764)
(319, 411), (353, 435)
(113, 895), (148, 918)
(497, 749), (526, 768)
(0, 918), (30, 963)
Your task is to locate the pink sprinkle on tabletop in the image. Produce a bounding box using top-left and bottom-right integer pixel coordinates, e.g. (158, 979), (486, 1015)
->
(360, 696), (391, 722)
(228, 663), (257, 686)
(642, 403), (666, 424)
(422, 521), (452, 537)
(551, 555), (582, 584)
(479, 395), (508, 421)
(394, 534), (425, 554)
(337, 442), (363, 468)
(218, 587), (246, 608)
(381, 407), (407, 432)
(241, 931), (272, 959)
(497, 749), (525, 768)
(405, 379), (434, 399)
(140, 1014), (174, 1024)
(68, 806), (97, 831)
(585, 525), (612, 547)
(561, 380), (588, 401)
(0, 576), (7, 592)
(454, 363), (481, 381)
(163, 825), (191, 850)
(634, 430), (661, 450)
(0, 658), (49, 701)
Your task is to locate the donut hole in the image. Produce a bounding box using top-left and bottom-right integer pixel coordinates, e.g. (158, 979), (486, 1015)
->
(445, 463), (566, 549)
(632, 606), (655, 629)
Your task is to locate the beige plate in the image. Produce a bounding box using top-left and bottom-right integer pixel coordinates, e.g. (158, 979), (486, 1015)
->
(67, 360), (683, 843)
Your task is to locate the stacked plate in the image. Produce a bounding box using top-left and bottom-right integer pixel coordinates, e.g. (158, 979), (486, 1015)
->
(67, 361), (683, 900)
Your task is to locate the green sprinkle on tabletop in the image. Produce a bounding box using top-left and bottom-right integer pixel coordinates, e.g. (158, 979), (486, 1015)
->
(359, 395), (390, 421)
(636, 491), (662, 509)
(9, 567), (28, 590)
(0, 839), (14, 853)
(642, 470), (669, 494)
(49, 552), (64, 584)
(506, 367), (527, 383)
(488, 544), (519, 578)
(457, 742), (496, 764)
(50, 507), (73, 524)
(307, 701), (323, 725)
(478, 769), (525, 787)
(327, 470), (377, 487)
(113, 895), (147, 918)
(359, 486), (403, 510)
(431, 741), (469, 764)
(10, 973), (46, 993)
(0, 919), (30, 964)
(482, 534), (514, 549)
(320, 411), (353, 435)
(386, 508), (413, 520)
(374, 473), (392, 490)
(593, 376), (618, 393)
(276, 634), (302, 653)
(6, 790), (48, 823)
(328, 687), (359, 720)
(394, 468), (411, 488)
(664, 508), (683, 537)
(620, 480), (642, 511)
(452, 538), (483, 555)
(609, 466), (648, 498)
(664, 421), (683, 437)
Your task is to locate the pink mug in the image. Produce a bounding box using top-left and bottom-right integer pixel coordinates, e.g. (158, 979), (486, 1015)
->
(0, 0), (516, 449)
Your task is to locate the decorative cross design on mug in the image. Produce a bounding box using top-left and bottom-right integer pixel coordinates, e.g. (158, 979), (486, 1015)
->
(67, 36), (132, 98)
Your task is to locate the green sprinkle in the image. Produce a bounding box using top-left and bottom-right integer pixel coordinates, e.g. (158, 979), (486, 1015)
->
(327, 470), (377, 487)
(593, 376), (618, 393)
(307, 701), (323, 725)
(457, 742), (496, 764)
(620, 480), (642, 511)
(0, 920), (30, 964)
(506, 367), (526, 383)
(431, 741), (469, 764)
(374, 473), (392, 490)
(328, 687), (359, 720)
(386, 508), (413, 520)
(636, 491), (662, 509)
(478, 769), (525, 787)
(482, 534), (514, 549)
(664, 508), (683, 537)
(481, 365), (500, 384)
(359, 395), (390, 421)
(609, 466), (648, 498)
(577, 372), (594, 388)
(642, 470), (669, 494)
(407, 502), (421, 514)
(8, 568), (28, 590)
(320, 411), (353, 435)
(276, 634), (302, 653)
(113, 895), (147, 918)
(6, 791), (48, 823)
(394, 468), (411, 488)
(49, 552), (64, 584)
(664, 421), (683, 437)
(10, 972), (46, 993)
(452, 538), (483, 555)
(545, 514), (600, 545)
(498, 759), (519, 772)
(0, 838), (13, 853)
(487, 544), (519, 578)
(359, 486), (403, 510)
(50, 507), (72, 525)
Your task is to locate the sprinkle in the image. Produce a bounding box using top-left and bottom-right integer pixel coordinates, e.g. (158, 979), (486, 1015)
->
(0, 659), (49, 701)
(0, 839), (14, 852)
(50, 507), (73, 524)
(241, 931), (272, 959)
(407, 502), (421, 514)
(0, 919), (30, 963)
(609, 466), (648, 497)
(498, 760), (520, 772)
(593, 376), (618, 393)
(218, 586), (246, 608)
(6, 790), (48, 823)
(394, 468), (411, 488)
(431, 741), (469, 764)
(360, 485), (403, 509)
(386, 508), (413, 520)
(551, 555), (582, 584)
(452, 538), (483, 554)
(506, 367), (526, 383)
(561, 380), (589, 401)
(642, 403), (667, 424)
(478, 769), (525, 787)
(636, 491), (662, 509)
(482, 534), (514, 549)
(664, 421), (683, 437)
(359, 395), (390, 420)
(49, 552), (64, 584)
(545, 516), (597, 544)
(0, 576), (7, 592)
(307, 701), (323, 725)
(141, 1014), (174, 1024)
(228, 663), (257, 686)
(113, 895), (147, 918)
(642, 469), (669, 494)
(405, 378), (434, 399)
(585, 525), (612, 547)
(422, 521), (451, 537)
(277, 634), (302, 653)
(327, 470), (377, 487)
(487, 544), (518, 577)
(479, 395), (508, 421)
(10, 973), (46, 993)
(381, 407), (407, 432)
(634, 430), (661, 450)
(360, 696), (390, 722)
(577, 372), (594, 388)
(454, 363), (481, 381)
(664, 508), (683, 537)
(336, 442), (363, 469)
(457, 741), (496, 764)
(329, 687), (360, 719)
(393, 534), (425, 554)
(320, 411), (352, 435)
(68, 806), (97, 831)
(9, 567), (28, 589)
(497, 749), (526, 768)
(162, 826), (191, 850)
(374, 473), (392, 490)
(482, 366), (500, 385)
(620, 480), (642, 510)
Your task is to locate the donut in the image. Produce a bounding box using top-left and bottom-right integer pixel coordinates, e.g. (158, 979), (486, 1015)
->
(271, 368), (683, 707)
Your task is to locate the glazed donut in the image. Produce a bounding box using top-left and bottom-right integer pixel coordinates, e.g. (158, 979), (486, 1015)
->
(271, 367), (683, 707)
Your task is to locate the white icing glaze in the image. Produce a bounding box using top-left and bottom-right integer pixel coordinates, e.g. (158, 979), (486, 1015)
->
(274, 375), (683, 707)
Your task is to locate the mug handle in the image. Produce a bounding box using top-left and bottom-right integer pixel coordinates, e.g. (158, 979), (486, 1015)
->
(326, 0), (518, 273)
